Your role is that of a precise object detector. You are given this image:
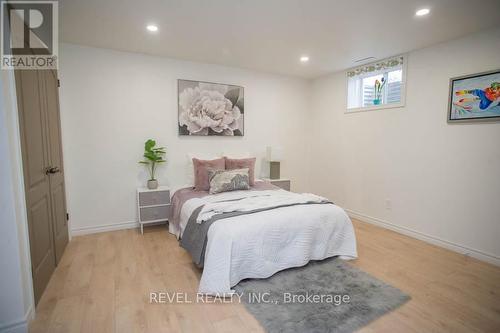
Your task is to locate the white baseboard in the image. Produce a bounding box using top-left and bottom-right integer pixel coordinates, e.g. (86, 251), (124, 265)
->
(345, 208), (500, 267)
(71, 220), (138, 236)
(0, 304), (33, 333)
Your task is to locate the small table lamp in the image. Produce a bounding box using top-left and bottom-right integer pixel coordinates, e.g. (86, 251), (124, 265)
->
(266, 146), (284, 179)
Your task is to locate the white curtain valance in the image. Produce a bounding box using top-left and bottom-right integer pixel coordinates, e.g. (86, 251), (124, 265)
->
(347, 55), (404, 78)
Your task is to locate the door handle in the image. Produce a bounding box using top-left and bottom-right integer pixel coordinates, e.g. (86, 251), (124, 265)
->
(45, 166), (60, 175)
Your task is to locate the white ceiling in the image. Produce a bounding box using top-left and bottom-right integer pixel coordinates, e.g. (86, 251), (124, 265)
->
(59, 0), (500, 78)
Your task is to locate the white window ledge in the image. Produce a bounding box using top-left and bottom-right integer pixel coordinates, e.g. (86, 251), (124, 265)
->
(345, 102), (405, 114)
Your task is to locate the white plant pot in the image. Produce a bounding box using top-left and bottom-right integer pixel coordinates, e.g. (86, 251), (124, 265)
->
(147, 179), (158, 189)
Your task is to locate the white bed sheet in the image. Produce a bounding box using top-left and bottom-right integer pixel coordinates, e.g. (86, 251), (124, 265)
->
(175, 191), (358, 294)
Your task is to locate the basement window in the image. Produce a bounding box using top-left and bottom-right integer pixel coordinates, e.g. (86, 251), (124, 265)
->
(346, 55), (406, 112)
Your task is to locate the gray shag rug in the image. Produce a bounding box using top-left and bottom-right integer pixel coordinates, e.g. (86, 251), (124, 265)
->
(234, 257), (410, 333)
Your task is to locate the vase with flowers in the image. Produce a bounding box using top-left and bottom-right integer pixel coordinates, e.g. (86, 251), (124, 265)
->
(373, 77), (386, 105)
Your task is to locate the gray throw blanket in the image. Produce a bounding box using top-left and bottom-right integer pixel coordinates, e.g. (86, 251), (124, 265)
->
(180, 201), (332, 268)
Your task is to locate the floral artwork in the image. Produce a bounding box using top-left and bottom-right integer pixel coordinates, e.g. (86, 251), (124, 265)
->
(449, 70), (500, 123)
(178, 80), (244, 136)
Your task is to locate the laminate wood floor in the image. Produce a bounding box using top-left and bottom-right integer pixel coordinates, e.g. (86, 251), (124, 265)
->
(29, 219), (500, 333)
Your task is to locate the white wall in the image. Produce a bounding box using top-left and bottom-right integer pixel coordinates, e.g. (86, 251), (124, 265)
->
(58, 44), (310, 235)
(0, 72), (34, 332)
(308, 28), (500, 264)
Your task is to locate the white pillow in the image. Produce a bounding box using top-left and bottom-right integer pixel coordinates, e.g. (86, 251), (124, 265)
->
(222, 151), (251, 159)
(186, 152), (222, 185)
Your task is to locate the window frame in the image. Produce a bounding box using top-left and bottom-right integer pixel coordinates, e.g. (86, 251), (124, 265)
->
(345, 54), (408, 113)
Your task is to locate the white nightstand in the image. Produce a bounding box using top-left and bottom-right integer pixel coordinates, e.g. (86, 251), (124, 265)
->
(137, 186), (171, 234)
(263, 178), (291, 191)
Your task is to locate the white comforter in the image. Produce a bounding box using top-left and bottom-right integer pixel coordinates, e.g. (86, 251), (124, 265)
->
(176, 190), (358, 294)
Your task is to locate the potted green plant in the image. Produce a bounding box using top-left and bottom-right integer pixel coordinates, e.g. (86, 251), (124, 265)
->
(139, 139), (166, 189)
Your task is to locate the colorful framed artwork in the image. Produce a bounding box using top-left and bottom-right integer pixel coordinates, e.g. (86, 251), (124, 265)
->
(448, 69), (500, 123)
(178, 79), (244, 136)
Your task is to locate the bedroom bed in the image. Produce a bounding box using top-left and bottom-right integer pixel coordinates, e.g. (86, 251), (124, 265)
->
(169, 180), (358, 295)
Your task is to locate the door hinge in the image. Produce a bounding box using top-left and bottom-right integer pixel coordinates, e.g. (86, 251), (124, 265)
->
(66, 213), (69, 221)
(57, 79), (60, 88)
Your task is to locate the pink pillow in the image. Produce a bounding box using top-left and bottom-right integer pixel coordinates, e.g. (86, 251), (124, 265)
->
(225, 157), (256, 186)
(193, 158), (225, 191)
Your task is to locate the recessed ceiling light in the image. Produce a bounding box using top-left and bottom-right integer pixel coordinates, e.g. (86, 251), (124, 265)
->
(415, 8), (430, 16)
(300, 56), (309, 63)
(146, 24), (158, 32)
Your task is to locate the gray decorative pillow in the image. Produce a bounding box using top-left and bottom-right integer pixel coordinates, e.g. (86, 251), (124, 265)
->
(208, 168), (250, 194)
